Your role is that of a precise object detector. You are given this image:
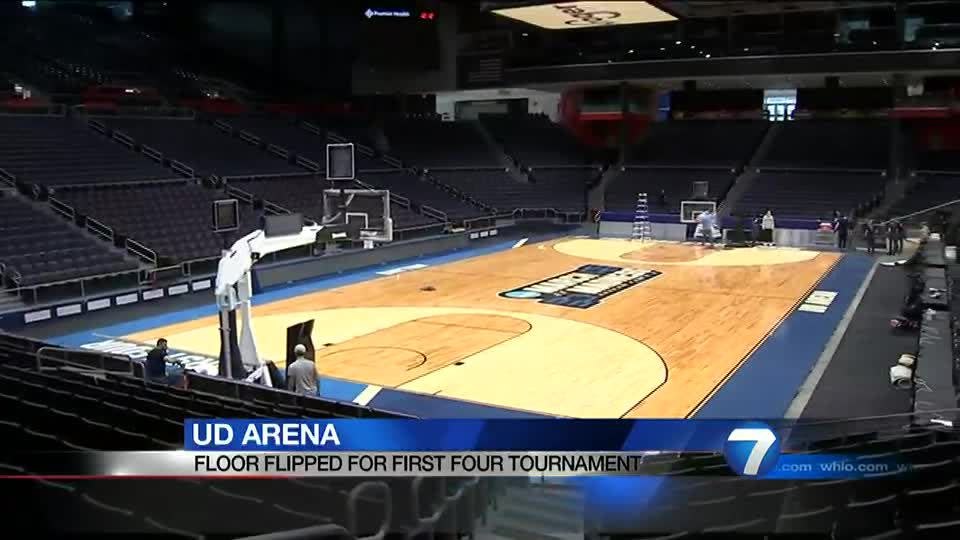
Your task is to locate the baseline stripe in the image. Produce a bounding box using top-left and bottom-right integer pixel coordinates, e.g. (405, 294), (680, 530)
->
(353, 385), (383, 406)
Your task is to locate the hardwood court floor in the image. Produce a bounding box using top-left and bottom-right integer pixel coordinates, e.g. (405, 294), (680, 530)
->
(126, 238), (840, 418)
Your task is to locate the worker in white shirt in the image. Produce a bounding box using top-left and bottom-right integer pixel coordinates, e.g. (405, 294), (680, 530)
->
(761, 210), (775, 245)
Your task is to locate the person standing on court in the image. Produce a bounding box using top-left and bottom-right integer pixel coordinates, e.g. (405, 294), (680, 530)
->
(761, 209), (775, 245)
(893, 220), (905, 255)
(834, 214), (850, 249)
(286, 344), (318, 395)
(697, 209), (716, 247)
(864, 220), (876, 255)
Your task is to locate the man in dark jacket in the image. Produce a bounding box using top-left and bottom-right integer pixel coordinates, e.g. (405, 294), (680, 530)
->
(834, 215), (850, 249)
(146, 338), (184, 386)
(145, 339), (169, 381)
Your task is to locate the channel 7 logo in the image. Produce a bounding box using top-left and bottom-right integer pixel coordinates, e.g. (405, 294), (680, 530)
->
(723, 423), (781, 477)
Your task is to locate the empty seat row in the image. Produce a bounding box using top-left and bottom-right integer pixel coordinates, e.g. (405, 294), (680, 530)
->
(0, 116), (171, 185)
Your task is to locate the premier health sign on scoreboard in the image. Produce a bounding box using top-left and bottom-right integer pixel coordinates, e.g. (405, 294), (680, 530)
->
(492, 2), (676, 30)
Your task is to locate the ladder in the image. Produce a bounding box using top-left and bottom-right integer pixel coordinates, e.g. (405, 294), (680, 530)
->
(632, 192), (652, 242)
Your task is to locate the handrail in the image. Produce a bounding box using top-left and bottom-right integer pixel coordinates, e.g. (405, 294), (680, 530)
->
(0, 166), (16, 186)
(420, 204), (448, 222)
(87, 118), (107, 134)
(170, 159), (195, 178)
(300, 121), (324, 136)
(48, 197), (76, 221)
(140, 144), (163, 162)
(295, 155), (321, 171)
(85, 217), (115, 243)
(238, 130), (262, 147)
(263, 200), (292, 215)
(126, 237), (158, 265)
(880, 197), (960, 225)
(214, 119), (233, 134)
(267, 143), (290, 159)
(224, 184), (255, 204)
(112, 129), (135, 149)
(382, 154), (403, 168)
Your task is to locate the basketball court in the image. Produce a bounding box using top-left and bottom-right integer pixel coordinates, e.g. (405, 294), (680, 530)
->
(119, 237), (842, 419)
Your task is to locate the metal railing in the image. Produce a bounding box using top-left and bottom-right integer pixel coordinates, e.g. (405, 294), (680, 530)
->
(224, 184), (255, 204)
(112, 129), (135, 149)
(87, 118), (107, 135)
(300, 121), (324, 137)
(880, 198), (960, 226)
(141, 144), (163, 163)
(381, 154), (403, 168)
(238, 129), (262, 147)
(419, 205), (448, 222)
(126, 237), (158, 265)
(170, 159), (195, 178)
(48, 196), (76, 221)
(267, 143), (290, 159)
(214, 119), (233, 134)
(85, 217), (115, 243)
(0, 166), (16, 187)
(295, 155), (321, 171)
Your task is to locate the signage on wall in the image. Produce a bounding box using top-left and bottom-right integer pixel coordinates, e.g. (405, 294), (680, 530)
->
(492, 2), (675, 30)
(365, 8), (411, 19)
(364, 8), (435, 20)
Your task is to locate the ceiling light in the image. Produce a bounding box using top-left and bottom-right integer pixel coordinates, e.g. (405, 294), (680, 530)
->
(705, 54), (711, 58)
(743, 47), (749, 52)
(628, 49), (635, 54)
(521, 32), (528, 37)
(676, 40), (682, 45)
(659, 47), (665, 51)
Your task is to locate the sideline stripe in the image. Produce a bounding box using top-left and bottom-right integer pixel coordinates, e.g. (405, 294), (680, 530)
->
(353, 385), (383, 406)
(513, 238), (528, 249)
(784, 259), (879, 418)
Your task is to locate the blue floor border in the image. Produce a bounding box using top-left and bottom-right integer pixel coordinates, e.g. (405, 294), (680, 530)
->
(694, 253), (875, 419)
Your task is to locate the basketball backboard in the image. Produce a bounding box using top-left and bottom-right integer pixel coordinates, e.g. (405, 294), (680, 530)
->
(322, 188), (393, 246)
(680, 200), (717, 224)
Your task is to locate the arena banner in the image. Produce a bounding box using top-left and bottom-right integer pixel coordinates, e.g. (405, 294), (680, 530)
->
(492, 2), (675, 30)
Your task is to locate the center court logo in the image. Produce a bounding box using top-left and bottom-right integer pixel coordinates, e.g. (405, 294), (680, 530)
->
(723, 423), (781, 477)
(500, 264), (661, 309)
(554, 3), (621, 26)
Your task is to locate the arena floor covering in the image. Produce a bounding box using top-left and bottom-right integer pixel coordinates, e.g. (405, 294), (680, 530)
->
(46, 236), (874, 419)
